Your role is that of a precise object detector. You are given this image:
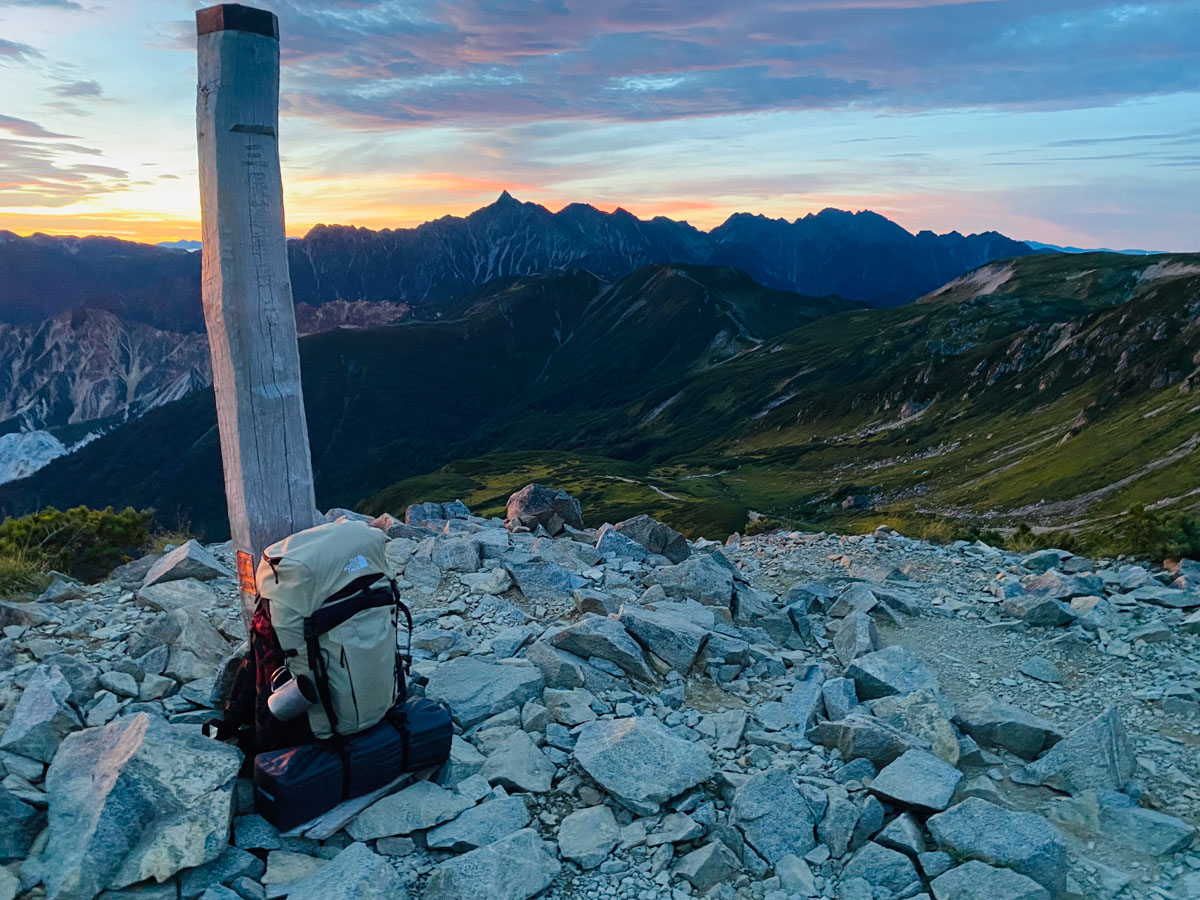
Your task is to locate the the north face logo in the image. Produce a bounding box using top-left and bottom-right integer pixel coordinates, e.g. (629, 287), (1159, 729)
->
(344, 554), (368, 574)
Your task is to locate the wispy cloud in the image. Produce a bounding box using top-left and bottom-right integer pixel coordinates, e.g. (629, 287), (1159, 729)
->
(0, 38), (42, 62)
(258, 0), (1199, 129)
(0, 114), (74, 138)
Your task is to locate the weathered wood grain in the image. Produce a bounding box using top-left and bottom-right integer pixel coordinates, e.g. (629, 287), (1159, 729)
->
(196, 5), (316, 627)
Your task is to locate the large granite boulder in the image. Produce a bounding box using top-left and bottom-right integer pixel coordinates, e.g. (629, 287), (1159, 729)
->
(617, 605), (708, 673)
(846, 646), (939, 700)
(32, 713), (241, 900)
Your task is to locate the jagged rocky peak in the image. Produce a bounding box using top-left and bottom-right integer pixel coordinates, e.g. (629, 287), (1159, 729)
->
(4, 486), (1197, 899)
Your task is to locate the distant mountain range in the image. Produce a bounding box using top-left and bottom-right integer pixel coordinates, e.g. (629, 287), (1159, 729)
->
(5, 252), (1197, 539)
(0, 193), (1033, 333)
(1026, 241), (1162, 255)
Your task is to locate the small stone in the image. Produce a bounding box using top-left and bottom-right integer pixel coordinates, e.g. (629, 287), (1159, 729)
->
(954, 694), (1063, 761)
(731, 768), (817, 864)
(1018, 657), (1061, 683)
(840, 842), (921, 896)
(672, 839), (740, 892)
(98, 671), (138, 699)
(261, 851), (328, 885)
(482, 730), (557, 793)
(142, 540), (231, 587)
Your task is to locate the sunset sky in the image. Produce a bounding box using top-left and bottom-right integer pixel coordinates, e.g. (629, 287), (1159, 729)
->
(0, 0), (1196, 249)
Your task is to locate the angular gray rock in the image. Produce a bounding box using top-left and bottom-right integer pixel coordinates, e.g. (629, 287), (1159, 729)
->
(35, 713), (241, 900)
(270, 843), (401, 900)
(673, 839), (740, 891)
(1014, 708), (1132, 795)
(731, 768), (817, 864)
(432, 537), (482, 573)
(926, 798), (1068, 897)
(573, 717), (714, 815)
(870, 689), (959, 765)
(954, 694), (1063, 761)
(505, 484), (584, 534)
(643, 553), (734, 608)
(1018, 657), (1061, 684)
(0, 784), (44, 862)
(506, 561), (585, 602)
(595, 527), (653, 561)
(757, 664), (825, 731)
(424, 828), (560, 900)
(546, 616), (653, 682)
(822, 677), (860, 720)
(841, 842), (921, 895)
(618, 605), (708, 673)
(1000, 593), (1077, 627)
(0, 665), (81, 763)
(142, 540), (231, 588)
(136, 578), (220, 613)
(426, 795), (531, 852)
(131, 608), (235, 684)
(931, 861), (1051, 900)
(438, 736), (486, 787)
(846, 646), (939, 700)
(612, 515), (690, 564)
(835, 611), (881, 666)
(425, 657), (545, 728)
(557, 805), (619, 869)
(808, 712), (928, 765)
(869, 749), (962, 812)
(1098, 803), (1196, 856)
(481, 730), (557, 793)
(347, 779), (472, 841)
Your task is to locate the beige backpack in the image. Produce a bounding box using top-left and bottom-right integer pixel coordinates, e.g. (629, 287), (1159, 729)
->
(257, 520), (411, 740)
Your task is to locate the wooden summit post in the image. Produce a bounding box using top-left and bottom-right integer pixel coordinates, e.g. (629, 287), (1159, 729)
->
(196, 3), (317, 628)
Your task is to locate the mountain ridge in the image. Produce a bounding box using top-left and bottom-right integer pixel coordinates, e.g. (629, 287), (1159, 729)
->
(0, 195), (1035, 334)
(4, 252), (1197, 542)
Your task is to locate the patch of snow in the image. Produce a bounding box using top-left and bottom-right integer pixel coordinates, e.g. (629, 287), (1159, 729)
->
(0, 431), (68, 484)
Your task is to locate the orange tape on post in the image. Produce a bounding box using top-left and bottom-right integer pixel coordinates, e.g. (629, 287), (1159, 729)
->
(236, 550), (257, 596)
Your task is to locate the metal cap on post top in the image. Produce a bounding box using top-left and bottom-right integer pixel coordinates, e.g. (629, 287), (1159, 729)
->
(196, 3), (279, 39)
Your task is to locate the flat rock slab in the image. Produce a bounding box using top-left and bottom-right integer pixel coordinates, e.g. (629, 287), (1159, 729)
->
(142, 540), (231, 587)
(841, 842), (921, 896)
(424, 828), (560, 900)
(346, 780), (472, 841)
(617, 605), (708, 673)
(1014, 707), (1132, 795)
(731, 768), (816, 864)
(931, 861), (1051, 900)
(0, 665), (80, 763)
(425, 657), (545, 729)
(271, 843), (401, 900)
(869, 748), (962, 812)
(136, 578), (220, 612)
(573, 716), (713, 815)
(426, 796), (531, 853)
(506, 561), (586, 602)
(954, 694), (1063, 761)
(926, 798), (1067, 897)
(481, 730), (557, 793)
(643, 554), (734, 608)
(557, 805), (619, 869)
(846, 645), (939, 700)
(808, 712), (929, 766)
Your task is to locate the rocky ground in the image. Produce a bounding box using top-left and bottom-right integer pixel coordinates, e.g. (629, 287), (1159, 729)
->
(0, 484), (1197, 900)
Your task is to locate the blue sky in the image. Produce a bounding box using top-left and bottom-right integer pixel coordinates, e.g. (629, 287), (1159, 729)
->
(0, 0), (1196, 248)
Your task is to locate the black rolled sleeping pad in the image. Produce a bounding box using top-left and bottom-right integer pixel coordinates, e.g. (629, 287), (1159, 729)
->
(253, 696), (452, 832)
